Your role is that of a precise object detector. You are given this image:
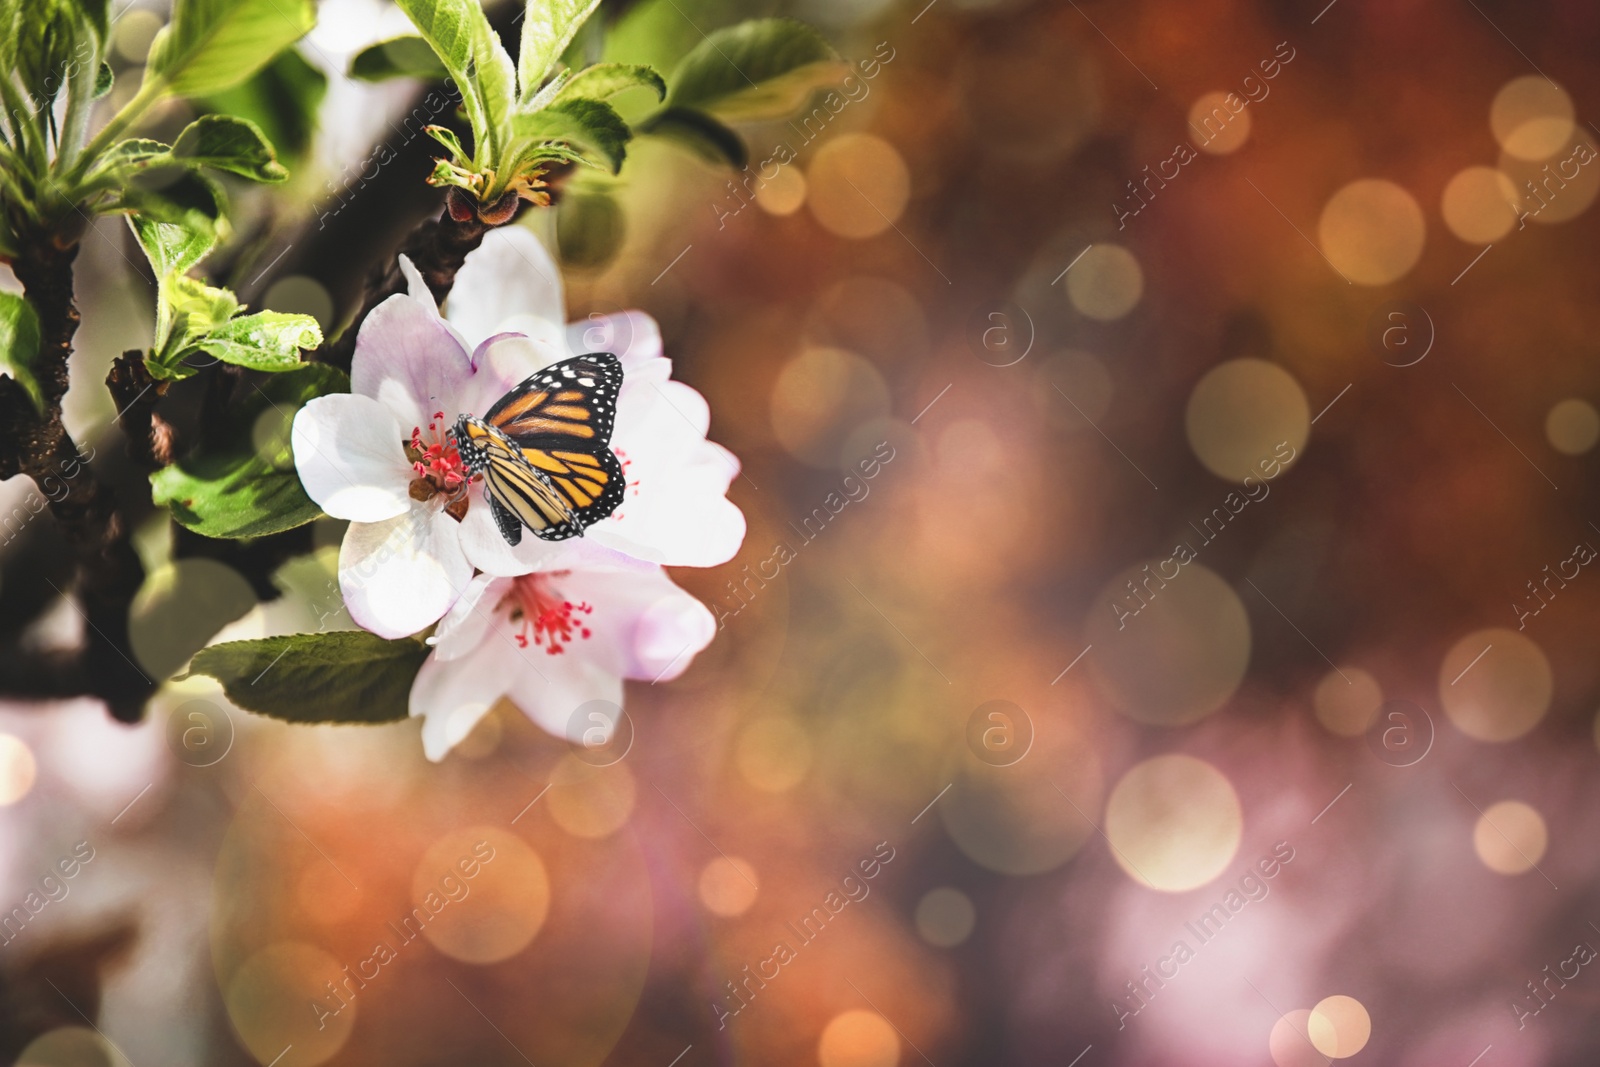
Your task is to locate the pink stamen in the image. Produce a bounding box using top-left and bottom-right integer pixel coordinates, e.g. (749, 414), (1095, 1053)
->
(408, 414), (469, 493)
(502, 573), (594, 655)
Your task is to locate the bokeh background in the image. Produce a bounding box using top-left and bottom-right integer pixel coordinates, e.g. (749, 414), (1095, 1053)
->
(5, 0), (1600, 1064)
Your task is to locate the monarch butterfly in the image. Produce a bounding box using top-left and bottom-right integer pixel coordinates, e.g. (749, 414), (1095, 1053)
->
(452, 353), (625, 546)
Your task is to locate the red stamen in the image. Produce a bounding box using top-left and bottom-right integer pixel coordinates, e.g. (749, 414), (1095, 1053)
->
(501, 573), (595, 655)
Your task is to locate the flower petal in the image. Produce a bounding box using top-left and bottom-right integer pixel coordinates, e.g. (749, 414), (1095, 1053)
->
(340, 506), (471, 638)
(445, 226), (566, 351)
(506, 654), (624, 740)
(590, 379), (746, 566)
(350, 291), (478, 431)
(565, 310), (661, 373)
(291, 393), (412, 522)
(554, 566), (716, 681)
(410, 638), (506, 761)
(430, 571), (507, 661)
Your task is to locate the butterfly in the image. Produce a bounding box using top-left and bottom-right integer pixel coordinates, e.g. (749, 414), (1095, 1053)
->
(452, 353), (626, 546)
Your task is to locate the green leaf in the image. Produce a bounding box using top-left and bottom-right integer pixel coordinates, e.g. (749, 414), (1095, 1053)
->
(425, 123), (468, 164)
(16, 0), (79, 106)
(196, 48), (327, 161)
(119, 166), (226, 238)
(150, 363), (347, 538)
(638, 106), (746, 168)
(513, 97), (631, 173)
(518, 0), (602, 102)
(349, 35), (450, 82)
(129, 213), (215, 279)
(393, 0), (515, 165)
(172, 114), (288, 182)
(187, 631), (428, 723)
(554, 62), (665, 104)
(94, 61), (113, 98)
(0, 292), (43, 410)
(666, 18), (844, 122)
(147, 0), (316, 97)
(194, 311), (321, 372)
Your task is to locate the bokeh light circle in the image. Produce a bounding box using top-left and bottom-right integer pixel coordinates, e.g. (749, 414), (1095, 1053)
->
(1491, 76), (1575, 161)
(698, 857), (759, 917)
(756, 165), (808, 216)
(263, 275), (335, 331)
(1441, 166), (1520, 242)
(807, 134), (911, 239)
(941, 741), (1100, 876)
(1438, 628), (1551, 742)
(1103, 754), (1242, 892)
(17, 1027), (129, 1067)
(914, 887), (976, 947)
(1189, 91), (1251, 155)
(0, 733), (38, 805)
(818, 1010), (900, 1067)
(1473, 800), (1548, 875)
(411, 827), (550, 964)
(1184, 359), (1310, 482)
(1308, 995), (1372, 1058)
(770, 346), (892, 467)
(1066, 245), (1143, 321)
(224, 942), (354, 1066)
(1313, 667), (1382, 737)
(129, 558), (258, 680)
(1318, 179), (1426, 285)
(1546, 398), (1600, 454)
(1268, 1010), (1326, 1067)
(1086, 562), (1251, 727)
(1499, 136), (1600, 224)
(735, 716), (813, 792)
(546, 756), (637, 838)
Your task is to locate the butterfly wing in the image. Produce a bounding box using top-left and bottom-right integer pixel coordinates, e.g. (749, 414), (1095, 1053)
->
(481, 353), (626, 535)
(485, 353), (622, 446)
(474, 429), (583, 544)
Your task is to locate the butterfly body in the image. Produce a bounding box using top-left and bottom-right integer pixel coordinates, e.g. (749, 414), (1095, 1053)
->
(452, 354), (626, 546)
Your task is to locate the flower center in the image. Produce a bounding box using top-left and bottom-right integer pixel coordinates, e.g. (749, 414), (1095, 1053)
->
(501, 572), (594, 655)
(405, 411), (472, 516)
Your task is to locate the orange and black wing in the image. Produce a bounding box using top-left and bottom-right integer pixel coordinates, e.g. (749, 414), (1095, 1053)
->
(472, 430), (585, 545)
(483, 353), (622, 448)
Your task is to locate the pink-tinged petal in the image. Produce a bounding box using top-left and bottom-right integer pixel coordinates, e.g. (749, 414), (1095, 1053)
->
(430, 572), (508, 661)
(339, 507), (471, 638)
(457, 489), (538, 578)
(350, 291), (477, 430)
(505, 654), (624, 740)
(445, 226), (565, 348)
(460, 334), (558, 416)
(410, 639), (506, 761)
(592, 380), (745, 566)
(553, 567), (716, 681)
(565, 310), (661, 372)
(291, 394), (412, 522)
(397, 253), (437, 314)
